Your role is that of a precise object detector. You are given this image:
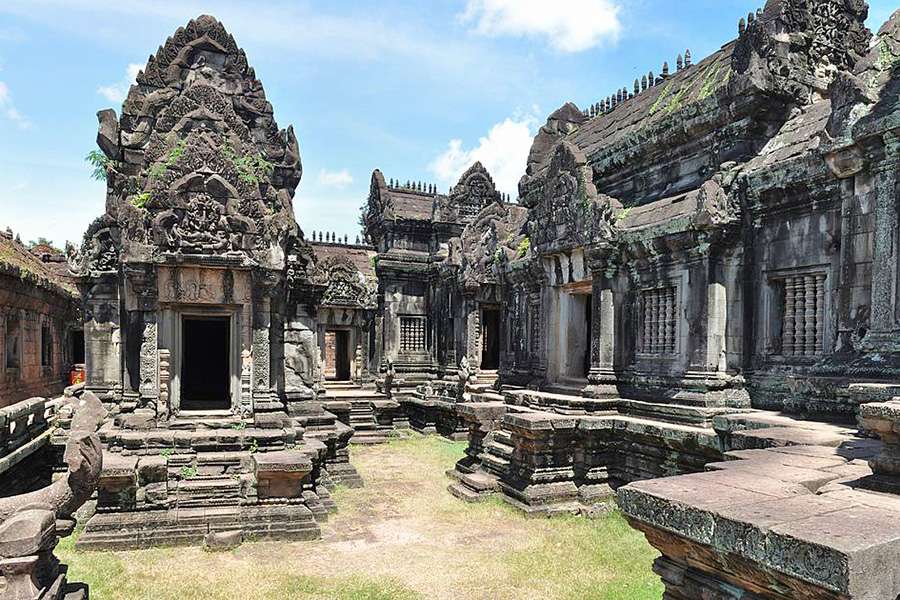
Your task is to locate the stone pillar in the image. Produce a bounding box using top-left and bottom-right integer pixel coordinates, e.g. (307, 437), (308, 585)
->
(465, 297), (480, 369)
(705, 281), (727, 372)
(251, 271), (279, 413)
(586, 265), (617, 398)
(126, 265), (159, 411)
(863, 136), (900, 351)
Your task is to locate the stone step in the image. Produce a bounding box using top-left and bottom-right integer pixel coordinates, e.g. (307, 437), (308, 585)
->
(175, 477), (242, 508)
(459, 470), (500, 493)
(481, 451), (510, 474)
(491, 429), (513, 445)
(485, 440), (513, 460)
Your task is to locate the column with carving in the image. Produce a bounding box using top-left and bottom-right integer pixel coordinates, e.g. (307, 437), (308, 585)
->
(251, 270), (279, 413)
(126, 265), (160, 415)
(804, 275), (816, 355)
(783, 278), (796, 356)
(793, 277), (806, 355)
(815, 274), (825, 354)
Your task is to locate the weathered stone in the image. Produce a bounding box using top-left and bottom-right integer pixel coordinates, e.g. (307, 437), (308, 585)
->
(204, 530), (242, 552)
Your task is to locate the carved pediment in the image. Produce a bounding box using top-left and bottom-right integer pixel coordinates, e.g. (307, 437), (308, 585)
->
(79, 14), (303, 273)
(446, 162), (501, 222)
(528, 141), (620, 253)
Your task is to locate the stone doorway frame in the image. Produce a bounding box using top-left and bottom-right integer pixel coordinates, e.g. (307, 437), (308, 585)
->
(165, 306), (242, 415)
(323, 326), (354, 382)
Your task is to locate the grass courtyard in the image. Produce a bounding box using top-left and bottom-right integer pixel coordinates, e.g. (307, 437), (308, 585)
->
(58, 435), (663, 600)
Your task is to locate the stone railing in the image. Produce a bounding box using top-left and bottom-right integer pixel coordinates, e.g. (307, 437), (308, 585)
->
(0, 397), (53, 477)
(0, 390), (104, 600)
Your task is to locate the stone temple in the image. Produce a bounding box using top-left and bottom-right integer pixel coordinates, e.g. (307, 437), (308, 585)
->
(66, 15), (358, 549)
(3, 1), (900, 598)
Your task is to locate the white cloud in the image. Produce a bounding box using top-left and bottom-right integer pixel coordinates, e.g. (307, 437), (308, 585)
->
(429, 113), (538, 196)
(0, 80), (31, 129)
(460, 0), (621, 52)
(96, 62), (142, 103)
(317, 168), (354, 189)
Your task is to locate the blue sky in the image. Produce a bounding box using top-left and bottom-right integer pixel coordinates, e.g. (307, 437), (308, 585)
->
(0, 0), (896, 248)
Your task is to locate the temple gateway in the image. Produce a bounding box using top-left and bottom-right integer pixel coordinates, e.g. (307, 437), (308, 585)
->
(3, 0), (900, 598)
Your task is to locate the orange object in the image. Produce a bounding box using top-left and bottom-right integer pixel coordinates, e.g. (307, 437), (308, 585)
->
(70, 365), (86, 386)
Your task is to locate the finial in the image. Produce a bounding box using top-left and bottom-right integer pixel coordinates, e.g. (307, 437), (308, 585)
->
(641, 75), (648, 91)
(677, 54), (683, 71)
(634, 79), (640, 95)
(747, 12), (754, 25)
(739, 17), (746, 35)
(684, 49), (692, 68)
(344, 235), (348, 244)
(356, 235), (360, 244)
(649, 71), (655, 86)
(662, 61), (670, 77)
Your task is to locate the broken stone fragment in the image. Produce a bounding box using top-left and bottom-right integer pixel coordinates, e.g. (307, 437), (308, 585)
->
(204, 530), (242, 552)
(96, 109), (121, 161)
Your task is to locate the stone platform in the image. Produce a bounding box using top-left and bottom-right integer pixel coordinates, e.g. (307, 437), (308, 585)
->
(447, 387), (859, 517)
(77, 407), (359, 550)
(620, 438), (893, 599)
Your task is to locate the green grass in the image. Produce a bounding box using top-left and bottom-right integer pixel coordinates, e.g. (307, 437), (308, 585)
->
(58, 435), (662, 600)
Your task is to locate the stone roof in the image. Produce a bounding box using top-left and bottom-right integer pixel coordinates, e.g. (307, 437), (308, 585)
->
(387, 189), (438, 221)
(0, 230), (78, 298)
(573, 43), (735, 162)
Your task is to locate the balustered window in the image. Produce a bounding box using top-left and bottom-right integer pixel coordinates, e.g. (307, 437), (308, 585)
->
(777, 273), (826, 357)
(399, 316), (427, 353)
(637, 286), (677, 356)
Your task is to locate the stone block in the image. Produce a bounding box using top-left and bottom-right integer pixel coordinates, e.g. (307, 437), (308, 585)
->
(137, 455), (168, 485)
(254, 450), (312, 499)
(204, 530), (242, 552)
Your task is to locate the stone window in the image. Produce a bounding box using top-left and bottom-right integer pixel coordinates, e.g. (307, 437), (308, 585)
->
(5, 313), (20, 370)
(637, 286), (677, 356)
(399, 316), (427, 353)
(775, 273), (826, 357)
(41, 323), (53, 368)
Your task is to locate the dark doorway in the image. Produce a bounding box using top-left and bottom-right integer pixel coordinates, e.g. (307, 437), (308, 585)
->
(481, 309), (501, 370)
(582, 294), (592, 377)
(181, 316), (230, 411)
(324, 330), (352, 381)
(71, 330), (85, 364)
(334, 330), (351, 381)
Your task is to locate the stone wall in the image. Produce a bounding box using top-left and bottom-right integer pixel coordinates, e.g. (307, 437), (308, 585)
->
(0, 272), (77, 408)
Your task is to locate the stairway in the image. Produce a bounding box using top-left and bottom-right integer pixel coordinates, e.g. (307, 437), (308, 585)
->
(322, 382), (401, 444)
